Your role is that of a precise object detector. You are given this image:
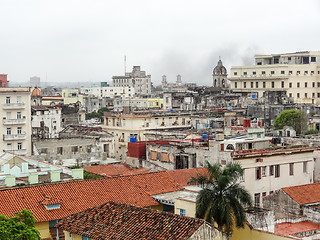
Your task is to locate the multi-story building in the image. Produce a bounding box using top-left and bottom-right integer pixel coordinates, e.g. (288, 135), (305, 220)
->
(229, 51), (320, 104)
(113, 96), (163, 112)
(112, 66), (152, 96)
(0, 87), (32, 155)
(80, 86), (134, 98)
(62, 88), (84, 105)
(30, 76), (40, 87)
(103, 112), (192, 159)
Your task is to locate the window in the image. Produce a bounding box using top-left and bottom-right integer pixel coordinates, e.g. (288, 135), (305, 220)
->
(289, 82), (292, 88)
(71, 146), (78, 153)
(271, 71), (275, 74)
(305, 82), (308, 88)
(17, 112), (21, 119)
(262, 192), (267, 197)
(251, 82), (254, 88)
(281, 81), (284, 88)
(57, 147), (63, 154)
(303, 161), (308, 173)
(262, 71), (266, 75)
(244, 82), (247, 88)
(6, 97), (10, 104)
(297, 71), (300, 75)
(281, 71), (285, 74)
(263, 82), (266, 88)
(275, 165), (280, 178)
(289, 163), (294, 176)
(254, 193), (260, 207)
(311, 71), (314, 75)
(256, 82), (258, 88)
(6, 143), (12, 151)
(257, 62), (262, 65)
(180, 208), (186, 216)
(6, 128), (11, 135)
(313, 93), (315, 98)
(318, 93), (320, 98)
(17, 127), (22, 134)
(313, 82), (315, 88)
(40, 148), (48, 154)
(240, 170), (245, 182)
(253, 71), (256, 75)
(262, 166), (266, 177)
(17, 96), (21, 103)
(17, 142), (22, 150)
(305, 93), (308, 98)
(256, 167), (261, 180)
(318, 82), (320, 88)
(297, 82), (300, 88)
(289, 93), (292, 98)
(271, 81), (275, 88)
(270, 165), (274, 176)
(234, 72), (238, 76)
(297, 93), (300, 98)
(311, 57), (316, 62)
(288, 57), (291, 61)
(289, 70), (292, 75)
(244, 72), (247, 76)
(235, 82), (238, 88)
(269, 191), (274, 195)
(304, 71), (308, 75)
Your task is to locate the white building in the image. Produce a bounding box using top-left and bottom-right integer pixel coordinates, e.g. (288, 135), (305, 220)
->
(229, 51), (320, 104)
(0, 88), (32, 155)
(112, 66), (152, 96)
(80, 86), (134, 98)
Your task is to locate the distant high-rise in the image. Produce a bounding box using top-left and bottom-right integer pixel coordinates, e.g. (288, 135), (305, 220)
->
(30, 76), (40, 87)
(0, 74), (8, 87)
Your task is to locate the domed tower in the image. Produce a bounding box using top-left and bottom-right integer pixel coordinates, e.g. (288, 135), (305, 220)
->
(31, 87), (42, 106)
(213, 58), (228, 88)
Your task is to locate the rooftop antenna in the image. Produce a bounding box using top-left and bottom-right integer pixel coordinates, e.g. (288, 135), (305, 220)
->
(124, 55), (127, 74)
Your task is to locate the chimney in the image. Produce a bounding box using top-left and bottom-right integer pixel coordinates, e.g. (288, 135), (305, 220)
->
(28, 172), (39, 184)
(72, 168), (84, 180)
(5, 175), (16, 187)
(50, 171), (61, 182)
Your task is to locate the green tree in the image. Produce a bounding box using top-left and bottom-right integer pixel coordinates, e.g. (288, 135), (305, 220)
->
(85, 107), (109, 122)
(188, 162), (252, 237)
(0, 209), (40, 240)
(273, 109), (307, 134)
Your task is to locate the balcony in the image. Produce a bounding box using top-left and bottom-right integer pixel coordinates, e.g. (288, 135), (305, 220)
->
(5, 149), (27, 155)
(3, 117), (26, 125)
(3, 133), (27, 141)
(2, 103), (26, 110)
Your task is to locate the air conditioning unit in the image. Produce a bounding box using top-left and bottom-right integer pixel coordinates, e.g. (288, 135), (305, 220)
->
(256, 158), (263, 163)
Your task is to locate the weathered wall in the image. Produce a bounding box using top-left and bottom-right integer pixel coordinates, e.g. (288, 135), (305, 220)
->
(189, 223), (227, 240)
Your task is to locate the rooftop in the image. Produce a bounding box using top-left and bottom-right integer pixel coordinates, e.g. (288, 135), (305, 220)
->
(282, 182), (320, 205)
(55, 201), (207, 240)
(275, 221), (320, 239)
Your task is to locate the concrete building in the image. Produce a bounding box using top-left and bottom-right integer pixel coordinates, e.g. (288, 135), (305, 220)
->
(62, 88), (84, 105)
(30, 76), (40, 87)
(0, 87), (32, 155)
(113, 96), (163, 113)
(0, 74), (8, 87)
(103, 112), (192, 159)
(229, 51), (320, 104)
(161, 75), (188, 93)
(112, 66), (152, 96)
(81, 86), (134, 98)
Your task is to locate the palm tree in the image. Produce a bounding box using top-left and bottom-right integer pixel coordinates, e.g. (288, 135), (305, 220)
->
(188, 161), (252, 236)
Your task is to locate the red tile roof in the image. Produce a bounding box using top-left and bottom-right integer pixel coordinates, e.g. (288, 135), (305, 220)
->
(55, 201), (206, 240)
(0, 168), (205, 223)
(83, 163), (150, 177)
(282, 182), (320, 205)
(275, 221), (320, 238)
(167, 168), (208, 186)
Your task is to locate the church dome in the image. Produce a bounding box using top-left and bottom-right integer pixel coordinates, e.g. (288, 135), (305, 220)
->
(213, 59), (227, 76)
(31, 87), (42, 96)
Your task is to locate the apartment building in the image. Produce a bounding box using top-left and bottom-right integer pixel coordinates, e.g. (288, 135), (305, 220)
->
(62, 88), (84, 105)
(81, 86), (134, 98)
(103, 112), (192, 159)
(229, 51), (320, 104)
(112, 66), (152, 96)
(0, 88), (32, 155)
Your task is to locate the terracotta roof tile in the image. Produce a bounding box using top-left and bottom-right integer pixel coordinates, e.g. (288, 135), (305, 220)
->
(0, 169), (201, 222)
(167, 168), (208, 186)
(275, 221), (320, 237)
(55, 201), (206, 240)
(282, 182), (320, 205)
(83, 164), (150, 177)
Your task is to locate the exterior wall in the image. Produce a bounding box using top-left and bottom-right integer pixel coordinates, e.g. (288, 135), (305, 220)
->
(174, 199), (196, 218)
(262, 189), (302, 219)
(62, 89), (84, 105)
(81, 86), (134, 98)
(63, 231), (96, 240)
(232, 223), (292, 240)
(35, 221), (51, 239)
(235, 150), (314, 206)
(189, 223), (226, 240)
(313, 150), (320, 182)
(229, 52), (320, 104)
(31, 107), (62, 138)
(0, 87), (32, 155)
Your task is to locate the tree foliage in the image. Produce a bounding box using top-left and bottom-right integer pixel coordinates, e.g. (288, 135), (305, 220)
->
(188, 162), (252, 235)
(273, 109), (307, 134)
(0, 209), (40, 240)
(85, 107), (109, 122)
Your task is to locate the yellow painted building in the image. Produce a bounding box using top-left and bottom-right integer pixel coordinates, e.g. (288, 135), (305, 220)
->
(62, 89), (84, 105)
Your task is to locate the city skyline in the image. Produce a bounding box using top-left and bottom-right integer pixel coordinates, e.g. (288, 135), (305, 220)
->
(1, 0), (319, 85)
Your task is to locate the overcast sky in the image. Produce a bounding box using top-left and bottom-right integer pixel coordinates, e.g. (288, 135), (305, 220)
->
(1, 0), (319, 86)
